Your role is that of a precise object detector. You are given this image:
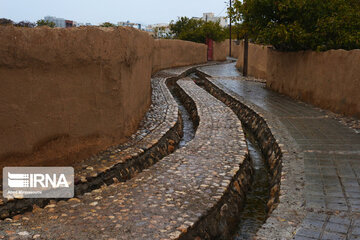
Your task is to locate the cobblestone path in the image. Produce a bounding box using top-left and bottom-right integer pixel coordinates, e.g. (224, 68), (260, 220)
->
(0, 77), (249, 239)
(198, 63), (360, 240)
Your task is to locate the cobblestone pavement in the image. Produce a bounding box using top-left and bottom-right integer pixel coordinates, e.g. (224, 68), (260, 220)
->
(198, 63), (360, 239)
(0, 66), (183, 219)
(0, 78), (249, 239)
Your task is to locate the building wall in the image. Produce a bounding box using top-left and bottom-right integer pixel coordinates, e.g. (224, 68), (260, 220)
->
(44, 16), (65, 28)
(0, 26), (208, 159)
(202, 13), (228, 27)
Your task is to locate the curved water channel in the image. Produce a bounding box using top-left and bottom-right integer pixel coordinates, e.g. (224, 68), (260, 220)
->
(173, 74), (271, 239)
(233, 129), (270, 239)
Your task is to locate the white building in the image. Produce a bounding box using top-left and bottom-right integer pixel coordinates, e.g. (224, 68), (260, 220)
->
(148, 23), (171, 38)
(118, 21), (141, 30)
(44, 16), (65, 28)
(202, 13), (228, 27)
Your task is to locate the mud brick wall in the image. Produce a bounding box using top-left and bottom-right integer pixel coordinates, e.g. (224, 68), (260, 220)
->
(213, 40), (242, 61)
(0, 26), (208, 159)
(266, 48), (360, 118)
(152, 39), (207, 74)
(235, 41), (360, 118)
(236, 41), (269, 80)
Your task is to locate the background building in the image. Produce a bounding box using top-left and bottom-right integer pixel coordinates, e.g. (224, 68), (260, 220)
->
(118, 21), (141, 30)
(147, 23), (171, 38)
(44, 16), (65, 28)
(202, 13), (228, 27)
(44, 16), (81, 28)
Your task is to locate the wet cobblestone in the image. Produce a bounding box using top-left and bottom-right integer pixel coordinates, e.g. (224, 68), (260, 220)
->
(0, 78), (250, 239)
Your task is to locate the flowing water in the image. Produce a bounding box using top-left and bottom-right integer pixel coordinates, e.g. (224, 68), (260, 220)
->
(233, 129), (270, 239)
(170, 76), (271, 239)
(175, 96), (195, 148)
(167, 82), (196, 148)
(189, 74), (271, 239)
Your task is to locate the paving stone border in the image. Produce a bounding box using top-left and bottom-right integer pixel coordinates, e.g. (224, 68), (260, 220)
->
(195, 69), (306, 239)
(0, 69), (187, 220)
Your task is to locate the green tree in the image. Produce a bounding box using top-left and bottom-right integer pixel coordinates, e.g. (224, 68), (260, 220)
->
(231, 0), (360, 51)
(100, 22), (116, 27)
(170, 17), (227, 43)
(169, 17), (191, 38)
(36, 19), (55, 28)
(0, 18), (14, 26)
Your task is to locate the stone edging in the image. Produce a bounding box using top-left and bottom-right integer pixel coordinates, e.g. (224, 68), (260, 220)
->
(166, 76), (254, 239)
(196, 69), (306, 239)
(180, 155), (253, 240)
(172, 79), (253, 240)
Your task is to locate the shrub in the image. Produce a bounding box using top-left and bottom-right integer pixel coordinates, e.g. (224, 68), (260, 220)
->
(0, 18), (14, 26)
(100, 22), (116, 27)
(36, 19), (56, 28)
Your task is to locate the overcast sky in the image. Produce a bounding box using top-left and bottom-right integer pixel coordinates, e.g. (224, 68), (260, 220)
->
(0, 0), (229, 25)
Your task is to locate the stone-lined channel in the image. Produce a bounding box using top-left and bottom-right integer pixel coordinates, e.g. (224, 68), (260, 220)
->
(233, 128), (270, 239)
(167, 83), (196, 148)
(191, 73), (272, 239)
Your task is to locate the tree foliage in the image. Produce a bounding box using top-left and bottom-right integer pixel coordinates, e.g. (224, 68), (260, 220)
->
(231, 0), (360, 51)
(169, 17), (227, 43)
(100, 22), (116, 27)
(14, 21), (35, 28)
(0, 18), (36, 27)
(36, 19), (56, 28)
(0, 18), (14, 26)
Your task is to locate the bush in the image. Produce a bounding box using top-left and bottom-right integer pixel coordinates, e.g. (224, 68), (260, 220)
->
(231, 0), (360, 51)
(100, 22), (116, 27)
(36, 20), (56, 28)
(0, 18), (14, 26)
(14, 21), (35, 28)
(170, 17), (227, 43)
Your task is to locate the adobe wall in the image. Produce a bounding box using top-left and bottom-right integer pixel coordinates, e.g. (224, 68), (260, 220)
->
(213, 41), (228, 61)
(152, 39), (207, 73)
(234, 40), (360, 117)
(267, 48), (360, 118)
(0, 26), (208, 159)
(0, 26), (154, 158)
(213, 40), (242, 61)
(236, 41), (269, 79)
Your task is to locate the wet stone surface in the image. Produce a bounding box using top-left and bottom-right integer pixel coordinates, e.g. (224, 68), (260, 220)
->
(198, 63), (360, 239)
(0, 78), (249, 239)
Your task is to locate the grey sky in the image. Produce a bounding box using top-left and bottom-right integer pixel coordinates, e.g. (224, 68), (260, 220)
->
(1, 0), (229, 25)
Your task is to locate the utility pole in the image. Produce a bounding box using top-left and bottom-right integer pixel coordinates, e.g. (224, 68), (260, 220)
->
(229, 0), (232, 57)
(243, 33), (248, 76)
